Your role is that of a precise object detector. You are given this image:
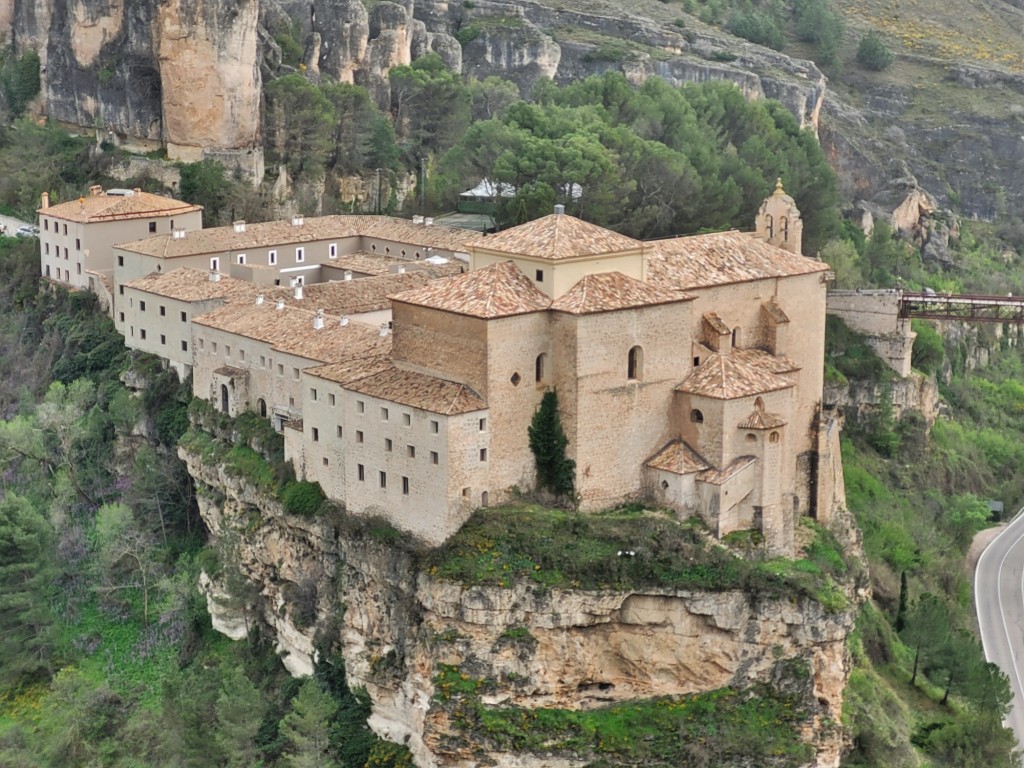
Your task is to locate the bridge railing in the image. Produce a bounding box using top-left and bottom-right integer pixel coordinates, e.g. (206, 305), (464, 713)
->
(899, 291), (1024, 323)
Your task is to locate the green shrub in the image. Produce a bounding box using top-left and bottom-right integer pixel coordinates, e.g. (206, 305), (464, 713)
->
(856, 33), (895, 71)
(728, 10), (785, 51)
(281, 480), (326, 517)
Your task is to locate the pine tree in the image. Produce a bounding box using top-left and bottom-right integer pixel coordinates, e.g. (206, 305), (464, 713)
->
(214, 664), (266, 768)
(528, 390), (576, 498)
(280, 679), (339, 768)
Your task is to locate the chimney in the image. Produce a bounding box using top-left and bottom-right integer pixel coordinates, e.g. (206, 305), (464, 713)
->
(554, 204), (565, 215)
(276, 299), (285, 310)
(172, 228), (186, 239)
(343, 270), (352, 281)
(294, 283), (303, 300)
(340, 315), (349, 327)
(89, 185), (103, 197)
(209, 271), (221, 282)
(132, 188), (141, 195)
(40, 192), (49, 209)
(412, 215), (424, 225)
(255, 294), (264, 305)
(291, 214), (304, 227)
(398, 265), (406, 274)
(379, 323), (389, 337)
(424, 217), (433, 226)
(313, 309), (324, 330)
(233, 220), (246, 233)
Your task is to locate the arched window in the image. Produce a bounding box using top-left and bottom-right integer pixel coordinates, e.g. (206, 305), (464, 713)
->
(535, 353), (547, 385)
(745, 433), (757, 443)
(220, 384), (229, 414)
(764, 213), (774, 238)
(769, 431), (780, 444)
(257, 398), (267, 418)
(627, 346), (643, 381)
(754, 397), (765, 412)
(481, 491), (489, 507)
(780, 216), (789, 242)
(690, 409), (704, 424)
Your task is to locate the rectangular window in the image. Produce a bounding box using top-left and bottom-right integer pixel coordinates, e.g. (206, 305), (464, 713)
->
(225, 345), (232, 358)
(160, 305), (166, 317)
(237, 253), (246, 265)
(328, 393), (336, 406)
(63, 223), (67, 235)
(277, 363), (284, 376)
(385, 438), (393, 452)
(238, 349), (244, 363)
(403, 413), (411, 427)
(535, 269), (544, 282)
(402, 476), (409, 495)
(336, 426), (343, 438)
(322, 457), (329, 466)
(160, 334), (166, 345)
(381, 407), (389, 421)
(356, 431), (363, 444)
(379, 471), (387, 489)
(260, 355), (266, 368)
(312, 427), (319, 442)
(75, 238), (80, 250)
(119, 312), (125, 323)
(430, 451), (439, 465)
(293, 368), (300, 381)
(479, 418), (487, 431)
(140, 300), (146, 312)
(199, 338), (205, 350)
(358, 464), (365, 481)
(310, 388), (318, 401)
(480, 448), (488, 462)
(148, 221), (156, 233)
(180, 311), (187, 322)
(117, 255), (124, 267)
(212, 342), (218, 353)
(76, 263), (81, 274)
(45, 243), (49, 255)
(356, 401), (365, 414)
(140, 329), (147, 340)
(430, 420), (439, 434)
(119, 286), (124, 295)
(44, 220), (48, 231)
(210, 257), (219, 271)
(329, 243), (337, 258)
(296, 247), (305, 263)
(268, 250), (277, 265)
(181, 340), (188, 352)
(407, 445), (416, 458)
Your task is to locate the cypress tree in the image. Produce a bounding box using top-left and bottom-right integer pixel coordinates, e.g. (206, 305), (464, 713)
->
(528, 390), (576, 498)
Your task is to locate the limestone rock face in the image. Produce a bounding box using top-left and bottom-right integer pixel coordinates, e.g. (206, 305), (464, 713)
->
(181, 441), (858, 768)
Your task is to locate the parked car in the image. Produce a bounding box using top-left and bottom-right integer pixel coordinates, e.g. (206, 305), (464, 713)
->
(15, 225), (39, 238)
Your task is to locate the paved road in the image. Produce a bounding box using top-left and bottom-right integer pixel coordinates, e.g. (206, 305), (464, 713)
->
(0, 212), (33, 236)
(976, 508), (1024, 749)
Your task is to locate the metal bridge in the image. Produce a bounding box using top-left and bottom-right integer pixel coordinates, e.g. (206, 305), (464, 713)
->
(898, 291), (1024, 324)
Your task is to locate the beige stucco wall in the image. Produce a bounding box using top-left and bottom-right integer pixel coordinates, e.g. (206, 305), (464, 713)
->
(471, 249), (643, 299)
(120, 288), (220, 379)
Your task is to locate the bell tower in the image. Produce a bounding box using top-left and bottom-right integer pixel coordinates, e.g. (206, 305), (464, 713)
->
(756, 178), (803, 255)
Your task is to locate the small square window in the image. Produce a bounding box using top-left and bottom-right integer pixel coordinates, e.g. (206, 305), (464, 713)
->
(358, 464), (365, 481)
(181, 340), (188, 352)
(237, 253), (246, 265)
(402, 476), (409, 495)
(480, 448), (488, 462)
(118, 312), (125, 322)
(385, 438), (393, 452)
(148, 221), (157, 233)
(381, 407), (389, 421)
(180, 311), (187, 322)
(329, 393), (336, 406)
(357, 400), (365, 414)
(430, 451), (439, 465)
(379, 471), (387, 489)
(479, 418), (487, 431)
(407, 445), (416, 458)
(462, 487), (470, 498)
(535, 269), (544, 282)
(160, 305), (166, 316)
(403, 413), (411, 426)
(430, 420), (439, 434)
(289, 396), (295, 406)
(322, 457), (329, 467)
(140, 329), (147, 340)
(312, 427), (320, 442)
(693, 357), (700, 367)
(336, 425), (343, 438)
(140, 300), (146, 312)
(356, 431), (364, 444)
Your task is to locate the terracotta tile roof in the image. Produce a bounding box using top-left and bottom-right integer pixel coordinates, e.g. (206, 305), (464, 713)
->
(697, 456), (757, 486)
(761, 300), (790, 324)
(645, 440), (710, 475)
(732, 348), (801, 376)
(390, 260), (551, 318)
(468, 213), (642, 261)
(284, 272), (438, 316)
(676, 352), (794, 399)
(551, 272), (692, 314)
(330, 251), (408, 276)
(702, 312), (731, 335)
(737, 410), (788, 430)
(193, 302), (391, 363)
(115, 215), (475, 259)
(343, 366), (486, 415)
(645, 230), (828, 290)
(40, 190), (201, 223)
(213, 366), (247, 378)
(305, 355), (393, 386)
(123, 268), (263, 303)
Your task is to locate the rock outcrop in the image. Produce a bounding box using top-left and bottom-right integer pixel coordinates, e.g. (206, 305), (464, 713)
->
(181, 436), (860, 768)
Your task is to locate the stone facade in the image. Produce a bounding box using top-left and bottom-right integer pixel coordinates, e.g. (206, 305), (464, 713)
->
(826, 289), (916, 377)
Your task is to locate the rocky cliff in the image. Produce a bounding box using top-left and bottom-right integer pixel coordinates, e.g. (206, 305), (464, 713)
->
(181, 431), (861, 767)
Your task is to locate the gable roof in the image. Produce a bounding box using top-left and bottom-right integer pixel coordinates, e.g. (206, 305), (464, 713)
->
(468, 213), (642, 261)
(41, 190), (201, 223)
(676, 352), (794, 399)
(342, 366), (486, 415)
(697, 456), (758, 486)
(737, 410), (788, 430)
(123, 268), (263, 303)
(551, 272), (692, 315)
(645, 230), (828, 290)
(390, 260), (551, 319)
(645, 440), (710, 475)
